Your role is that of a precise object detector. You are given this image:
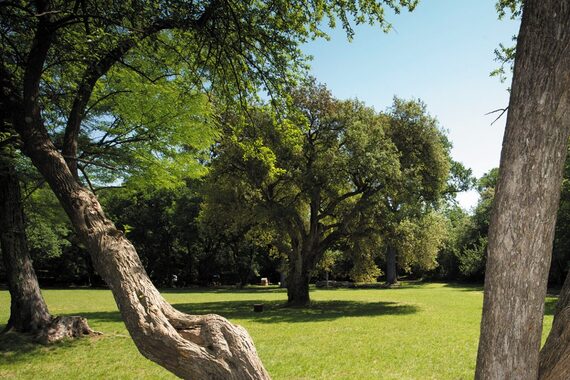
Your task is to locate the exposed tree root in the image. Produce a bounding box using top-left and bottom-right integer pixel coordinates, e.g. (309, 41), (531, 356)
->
(135, 304), (271, 380)
(2, 315), (100, 345)
(36, 315), (100, 344)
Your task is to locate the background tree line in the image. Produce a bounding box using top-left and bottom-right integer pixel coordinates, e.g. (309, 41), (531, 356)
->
(7, 79), (570, 296)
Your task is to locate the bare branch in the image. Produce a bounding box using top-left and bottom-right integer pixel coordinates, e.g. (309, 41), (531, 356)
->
(64, 155), (117, 170)
(117, 59), (174, 83)
(93, 185), (124, 193)
(85, 90), (132, 116)
(78, 164), (96, 193)
(485, 106), (509, 125)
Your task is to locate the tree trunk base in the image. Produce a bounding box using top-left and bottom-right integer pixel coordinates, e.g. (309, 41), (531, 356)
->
(285, 300), (310, 308)
(384, 280), (399, 288)
(36, 316), (100, 344)
(158, 307), (271, 379)
(2, 315), (100, 344)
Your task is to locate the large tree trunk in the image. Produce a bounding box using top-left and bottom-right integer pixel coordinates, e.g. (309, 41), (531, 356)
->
(0, 156), (51, 332)
(539, 270), (570, 379)
(16, 129), (270, 378)
(475, 2), (570, 379)
(0, 155), (95, 343)
(287, 249), (310, 307)
(385, 244), (398, 285)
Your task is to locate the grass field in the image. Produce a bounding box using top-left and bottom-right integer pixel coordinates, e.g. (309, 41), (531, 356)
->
(0, 283), (557, 379)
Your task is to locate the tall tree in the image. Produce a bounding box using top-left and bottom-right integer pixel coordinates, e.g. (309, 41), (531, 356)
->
(475, 1), (570, 379)
(379, 98), (451, 284)
(205, 84), (402, 305)
(1, 1), (417, 377)
(205, 85), (451, 304)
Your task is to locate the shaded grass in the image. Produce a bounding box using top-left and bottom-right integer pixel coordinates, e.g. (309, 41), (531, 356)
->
(0, 283), (557, 379)
(71, 300), (418, 325)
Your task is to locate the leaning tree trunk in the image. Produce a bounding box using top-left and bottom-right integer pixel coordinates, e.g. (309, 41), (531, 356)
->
(16, 127), (270, 378)
(0, 155), (96, 343)
(539, 270), (570, 379)
(475, 2), (570, 379)
(287, 249), (311, 307)
(385, 244), (398, 286)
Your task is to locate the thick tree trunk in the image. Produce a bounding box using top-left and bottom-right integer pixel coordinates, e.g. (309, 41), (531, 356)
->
(539, 270), (570, 379)
(16, 130), (269, 378)
(287, 250), (310, 307)
(0, 157), (51, 332)
(385, 245), (398, 285)
(475, 2), (570, 379)
(0, 156), (96, 343)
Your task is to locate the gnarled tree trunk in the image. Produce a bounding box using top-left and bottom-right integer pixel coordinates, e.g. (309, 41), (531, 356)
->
(16, 125), (270, 378)
(475, 1), (570, 379)
(0, 155), (96, 343)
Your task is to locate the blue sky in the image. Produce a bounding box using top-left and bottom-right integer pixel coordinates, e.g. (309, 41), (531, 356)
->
(302, 0), (520, 210)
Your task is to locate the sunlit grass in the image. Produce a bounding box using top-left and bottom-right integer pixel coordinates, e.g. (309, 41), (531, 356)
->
(0, 283), (556, 379)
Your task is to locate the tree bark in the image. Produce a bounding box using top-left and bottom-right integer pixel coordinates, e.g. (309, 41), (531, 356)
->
(475, 2), (570, 379)
(287, 250), (310, 307)
(0, 155), (96, 343)
(15, 125), (270, 378)
(385, 244), (398, 285)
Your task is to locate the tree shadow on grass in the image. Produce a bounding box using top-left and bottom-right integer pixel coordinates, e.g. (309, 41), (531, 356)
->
(0, 330), (86, 365)
(172, 300), (419, 323)
(160, 286), (287, 295)
(441, 282), (484, 292)
(0, 300), (417, 367)
(60, 300), (419, 325)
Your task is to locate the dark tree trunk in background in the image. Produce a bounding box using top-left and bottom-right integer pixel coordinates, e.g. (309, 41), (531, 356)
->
(475, 2), (570, 379)
(287, 250), (310, 307)
(385, 245), (398, 285)
(0, 156), (95, 343)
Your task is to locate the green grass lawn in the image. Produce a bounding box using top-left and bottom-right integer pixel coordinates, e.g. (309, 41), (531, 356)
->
(0, 283), (557, 379)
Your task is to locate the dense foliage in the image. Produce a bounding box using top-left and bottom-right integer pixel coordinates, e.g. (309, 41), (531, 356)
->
(6, 144), (570, 289)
